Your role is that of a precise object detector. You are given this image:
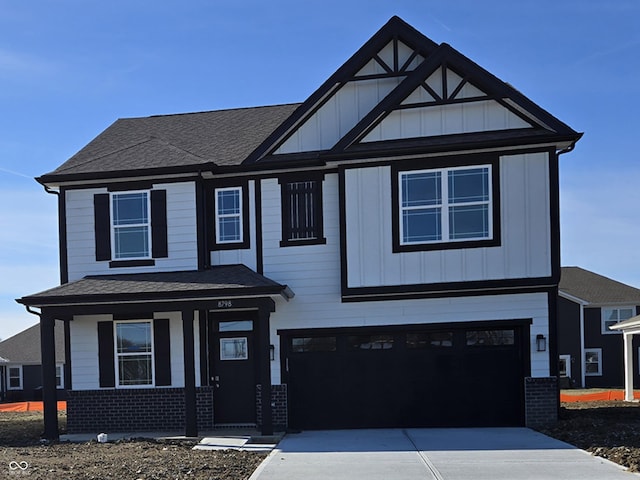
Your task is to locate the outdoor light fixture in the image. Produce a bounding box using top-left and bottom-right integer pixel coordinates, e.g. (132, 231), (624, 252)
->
(269, 344), (275, 361)
(536, 334), (547, 352)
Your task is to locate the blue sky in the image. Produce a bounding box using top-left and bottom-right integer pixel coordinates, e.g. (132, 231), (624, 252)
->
(1, 0), (639, 340)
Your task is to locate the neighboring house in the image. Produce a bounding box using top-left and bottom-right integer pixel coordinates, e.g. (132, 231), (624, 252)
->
(558, 266), (640, 389)
(0, 323), (66, 402)
(18, 17), (581, 439)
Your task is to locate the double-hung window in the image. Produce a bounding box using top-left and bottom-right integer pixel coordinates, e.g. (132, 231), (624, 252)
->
(280, 175), (325, 246)
(215, 187), (243, 243)
(111, 191), (151, 260)
(399, 165), (492, 246)
(115, 321), (154, 387)
(584, 348), (602, 376)
(8, 366), (22, 390)
(602, 307), (635, 334)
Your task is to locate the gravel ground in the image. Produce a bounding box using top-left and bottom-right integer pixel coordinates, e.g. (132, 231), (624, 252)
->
(3, 401), (640, 478)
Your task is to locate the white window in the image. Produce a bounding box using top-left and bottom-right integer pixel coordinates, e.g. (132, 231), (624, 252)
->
(559, 354), (571, 377)
(584, 348), (602, 376)
(602, 307), (635, 334)
(115, 321), (154, 387)
(399, 165), (492, 245)
(215, 187), (243, 243)
(7, 365), (22, 390)
(111, 191), (151, 259)
(55, 364), (64, 389)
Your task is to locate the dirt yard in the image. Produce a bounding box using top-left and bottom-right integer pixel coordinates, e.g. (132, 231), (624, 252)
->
(0, 412), (265, 479)
(2, 401), (640, 478)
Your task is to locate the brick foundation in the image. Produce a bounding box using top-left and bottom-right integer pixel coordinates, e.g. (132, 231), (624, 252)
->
(524, 376), (558, 429)
(66, 387), (214, 433)
(256, 384), (288, 431)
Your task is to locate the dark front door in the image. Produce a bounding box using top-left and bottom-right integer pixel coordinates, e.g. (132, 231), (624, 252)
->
(210, 314), (257, 425)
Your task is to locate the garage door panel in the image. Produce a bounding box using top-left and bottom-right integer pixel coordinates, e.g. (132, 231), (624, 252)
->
(284, 324), (526, 430)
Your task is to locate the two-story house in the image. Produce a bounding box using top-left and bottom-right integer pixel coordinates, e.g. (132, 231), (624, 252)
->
(18, 17), (581, 440)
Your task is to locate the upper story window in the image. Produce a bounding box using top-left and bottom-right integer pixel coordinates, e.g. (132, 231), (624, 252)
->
(115, 321), (154, 387)
(280, 174), (326, 247)
(111, 191), (151, 260)
(602, 307), (635, 334)
(215, 187), (243, 243)
(392, 158), (500, 253)
(94, 188), (168, 267)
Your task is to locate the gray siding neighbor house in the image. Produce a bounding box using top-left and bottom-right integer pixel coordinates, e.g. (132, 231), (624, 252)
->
(0, 322), (66, 402)
(558, 266), (640, 389)
(17, 17), (581, 439)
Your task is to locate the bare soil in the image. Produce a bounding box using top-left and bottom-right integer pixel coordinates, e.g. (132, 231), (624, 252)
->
(3, 401), (640, 478)
(540, 400), (640, 472)
(0, 412), (265, 479)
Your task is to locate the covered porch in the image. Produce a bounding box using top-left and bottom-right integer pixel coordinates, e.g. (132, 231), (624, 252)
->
(610, 314), (640, 402)
(17, 265), (293, 440)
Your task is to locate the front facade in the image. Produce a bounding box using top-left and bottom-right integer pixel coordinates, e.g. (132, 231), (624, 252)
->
(19, 17), (581, 438)
(558, 266), (640, 389)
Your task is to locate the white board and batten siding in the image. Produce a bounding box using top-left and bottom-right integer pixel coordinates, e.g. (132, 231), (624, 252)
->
(344, 152), (552, 288)
(258, 173), (550, 383)
(65, 181), (199, 281)
(69, 312), (202, 391)
(210, 180), (258, 270)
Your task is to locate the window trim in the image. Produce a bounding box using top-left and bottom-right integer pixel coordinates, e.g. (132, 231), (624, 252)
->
(559, 354), (571, 378)
(391, 156), (501, 253)
(601, 306), (636, 334)
(55, 364), (64, 389)
(279, 173), (326, 247)
(110, 190), (152, 261)
(7, 365), (22, 390)
(584, 348), (602, 376)
(214, 186), (244, 244)
(114, 320), (155, 388)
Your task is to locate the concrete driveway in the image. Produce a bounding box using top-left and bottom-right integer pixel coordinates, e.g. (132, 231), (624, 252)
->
(250, 428), (638, 480)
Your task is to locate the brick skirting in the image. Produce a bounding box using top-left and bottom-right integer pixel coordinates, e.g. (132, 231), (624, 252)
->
(524, 376), (558, 428)
(66, 387), (214, 433)
(256, 384), (288, 431)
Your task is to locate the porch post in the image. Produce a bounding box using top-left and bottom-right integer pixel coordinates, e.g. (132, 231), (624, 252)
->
(623, 331), (634, 402)
(40, 313), (59, 440)
(182, 309), (198, 437)
(257, 300), (274, 436)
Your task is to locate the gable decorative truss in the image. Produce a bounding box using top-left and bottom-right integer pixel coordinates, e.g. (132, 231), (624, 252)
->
(245, 16), (581, 164)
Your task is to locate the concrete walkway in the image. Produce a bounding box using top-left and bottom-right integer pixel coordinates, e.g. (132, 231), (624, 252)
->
(250, 428), (639, 480)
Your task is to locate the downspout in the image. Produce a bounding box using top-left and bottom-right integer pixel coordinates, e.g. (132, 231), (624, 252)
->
(579, 304), (585, 388)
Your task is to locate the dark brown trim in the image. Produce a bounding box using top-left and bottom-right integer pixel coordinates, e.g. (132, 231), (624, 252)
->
(338, 167), (349, 302)
(199, 311), (209, 387)
(97, 321), (115, 388)
(207, 178), (251, 251)
(63, 319), (72, 390)
(107, 181), (155, 192)
(390, 154), (501, 253)
(112, 313), (154, 320)
(255, 180), (264, 274)
(195, 177), (208, 269)
(109, 259), (155, 268)
(59, 187), (69, 284)
(548, 148), (561, 283)
(151, 189), (168, 258)
(342, 281), (556, 303)
(93, 193), (111, 262)
(153, 318), (172, 387)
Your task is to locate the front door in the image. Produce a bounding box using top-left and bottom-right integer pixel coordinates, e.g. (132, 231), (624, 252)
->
(210, 314), (257, 425)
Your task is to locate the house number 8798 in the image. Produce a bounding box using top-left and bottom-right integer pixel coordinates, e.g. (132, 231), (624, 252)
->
(217, 300), (233, 308)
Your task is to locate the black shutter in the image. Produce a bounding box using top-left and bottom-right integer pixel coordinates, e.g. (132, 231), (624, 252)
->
(97, 321), (115, 388)
(151, 190), (168, 258)
(94, 194), (111, 261)
(153, 318), (171, 386)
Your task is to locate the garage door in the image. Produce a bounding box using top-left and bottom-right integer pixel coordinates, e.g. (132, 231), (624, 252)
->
(282, 323), (528, 430)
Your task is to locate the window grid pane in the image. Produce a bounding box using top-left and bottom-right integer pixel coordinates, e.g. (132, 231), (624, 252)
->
(112, 192), (150, 259)
(215, 188), (243, 243)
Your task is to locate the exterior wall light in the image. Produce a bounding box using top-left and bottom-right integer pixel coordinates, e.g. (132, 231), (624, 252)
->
(536, 334), (547, 352)
(270, 344), (275, 361)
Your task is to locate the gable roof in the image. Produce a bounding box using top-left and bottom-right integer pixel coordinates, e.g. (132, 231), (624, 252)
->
(559, 266), (640, 306)
(17, 265), (291, 308)
(0, 322), (65, 364)
(38, 16), (580, 185)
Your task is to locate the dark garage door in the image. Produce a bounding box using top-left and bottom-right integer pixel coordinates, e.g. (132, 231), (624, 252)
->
(283, 323), (528, 430)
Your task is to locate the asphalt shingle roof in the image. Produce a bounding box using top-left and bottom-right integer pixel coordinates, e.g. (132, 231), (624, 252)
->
(18, 265), (287, 307)
(0, 322), (65, 364)
(41, 104), (301, 179)
(559, 266), (640, 305)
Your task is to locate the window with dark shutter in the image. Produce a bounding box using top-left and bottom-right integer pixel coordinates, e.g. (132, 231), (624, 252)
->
(97, 321), (115, 388)
(280, 175), (326, 247)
